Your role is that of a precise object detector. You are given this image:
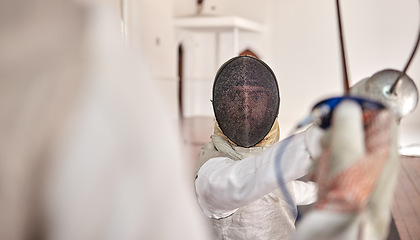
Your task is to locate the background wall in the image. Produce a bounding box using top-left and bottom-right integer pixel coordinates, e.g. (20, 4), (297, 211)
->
(127, 0), (419, 146)
(266, 0), (420, 145)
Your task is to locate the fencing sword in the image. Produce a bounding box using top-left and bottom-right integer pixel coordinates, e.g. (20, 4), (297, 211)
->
(297, 0), (420, 129)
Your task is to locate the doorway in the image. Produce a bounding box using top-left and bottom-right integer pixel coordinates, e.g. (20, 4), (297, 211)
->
(178, 44), (184, 118)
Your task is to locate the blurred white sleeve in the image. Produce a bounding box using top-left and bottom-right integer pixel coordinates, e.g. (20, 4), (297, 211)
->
(195, 130), (317, 219)
(292, 181), (317, 205)
(44, 6), (211, 240)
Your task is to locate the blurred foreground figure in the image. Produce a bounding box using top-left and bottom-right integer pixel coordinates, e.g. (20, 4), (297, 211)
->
(295, 68), (418, 239)
(195, 56), (319, 239)
(0, 1), (210, 240)
(295, 97), (398, 240)
(295, 0), (419, 234)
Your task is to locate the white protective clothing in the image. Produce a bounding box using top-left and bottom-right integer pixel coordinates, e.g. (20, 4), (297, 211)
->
(0, 2), (212, 240)
(195, 127), (321, 239)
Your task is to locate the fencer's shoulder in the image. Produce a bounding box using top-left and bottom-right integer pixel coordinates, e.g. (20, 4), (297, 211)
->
(198, 141), (224, 162)
(195, 142), (224, 177)
(199, 141), (217, 153)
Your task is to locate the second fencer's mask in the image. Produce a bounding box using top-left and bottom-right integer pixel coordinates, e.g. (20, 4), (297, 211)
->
(212, 56), (280, 147)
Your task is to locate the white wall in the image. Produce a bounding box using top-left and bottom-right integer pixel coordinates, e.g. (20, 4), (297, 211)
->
(132, 0), (419, 146)
(124, 0), (180, 120)
(267, 0), (343, 137)
(174, 0), (271, 23)
(173, 0), (197, 17)
(267, 0), (420, 146)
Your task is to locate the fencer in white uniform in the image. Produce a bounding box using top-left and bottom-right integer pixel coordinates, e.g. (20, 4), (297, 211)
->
(194, 56), (320, 239)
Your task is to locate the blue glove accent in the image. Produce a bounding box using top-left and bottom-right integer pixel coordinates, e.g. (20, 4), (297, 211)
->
(311, 95), (385, 129)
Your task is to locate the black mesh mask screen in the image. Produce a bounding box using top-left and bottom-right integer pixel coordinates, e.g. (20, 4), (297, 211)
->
(213, 56), (280, 147)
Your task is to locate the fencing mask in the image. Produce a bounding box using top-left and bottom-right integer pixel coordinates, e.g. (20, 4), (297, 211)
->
(212, 56), (280, 147)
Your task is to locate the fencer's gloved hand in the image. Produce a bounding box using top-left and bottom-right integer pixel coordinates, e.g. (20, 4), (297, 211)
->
(311, 96), (394, 212)
(295, 96), (398, 240)
(309, 95), (386, 129)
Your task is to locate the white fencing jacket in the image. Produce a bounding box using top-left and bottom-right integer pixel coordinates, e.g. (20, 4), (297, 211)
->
(194, 127), (322, 239)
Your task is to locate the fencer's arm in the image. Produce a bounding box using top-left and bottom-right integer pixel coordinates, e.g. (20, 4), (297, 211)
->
(195, 130), (317, 219)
